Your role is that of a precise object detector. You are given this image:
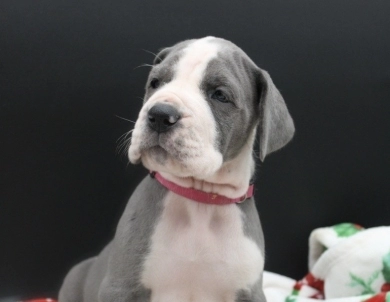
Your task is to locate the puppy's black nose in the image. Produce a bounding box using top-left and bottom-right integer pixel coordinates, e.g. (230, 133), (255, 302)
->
(148, 103), (181, 133)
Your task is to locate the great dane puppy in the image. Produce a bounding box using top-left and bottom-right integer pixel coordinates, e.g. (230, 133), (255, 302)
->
(59, 36), (295, 302)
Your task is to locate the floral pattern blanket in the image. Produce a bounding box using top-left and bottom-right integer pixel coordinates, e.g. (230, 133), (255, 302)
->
(263, 224), (390, 302)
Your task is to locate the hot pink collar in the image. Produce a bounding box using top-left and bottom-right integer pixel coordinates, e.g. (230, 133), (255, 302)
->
(150, 171), (254, 205)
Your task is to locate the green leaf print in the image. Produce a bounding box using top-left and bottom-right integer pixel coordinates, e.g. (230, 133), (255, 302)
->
(349, 271), (380, 295)
(382, 252), (390, 283)
(333, 223), (363, 237)
(285, 296), (297, 302)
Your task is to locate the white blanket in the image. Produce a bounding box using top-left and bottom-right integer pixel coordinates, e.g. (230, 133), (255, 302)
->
(263, 223), (390, 302)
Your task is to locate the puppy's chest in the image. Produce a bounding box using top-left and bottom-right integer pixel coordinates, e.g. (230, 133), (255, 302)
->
(141, 193), (263, 302)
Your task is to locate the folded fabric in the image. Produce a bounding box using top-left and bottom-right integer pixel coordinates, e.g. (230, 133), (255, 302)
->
(264, 223), (390, 302)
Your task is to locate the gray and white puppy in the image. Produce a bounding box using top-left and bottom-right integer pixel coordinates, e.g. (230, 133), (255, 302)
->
(59, 36), (295, 302)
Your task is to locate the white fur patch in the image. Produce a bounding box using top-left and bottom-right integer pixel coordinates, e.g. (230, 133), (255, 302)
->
(141, 192), (264, 302)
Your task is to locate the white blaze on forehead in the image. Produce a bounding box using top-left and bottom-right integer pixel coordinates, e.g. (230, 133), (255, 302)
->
(175, 37), (220, 85)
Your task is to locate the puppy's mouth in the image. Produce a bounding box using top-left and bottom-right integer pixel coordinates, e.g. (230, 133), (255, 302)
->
(138, 131), (186, 163)
(147, 145), (170, 164)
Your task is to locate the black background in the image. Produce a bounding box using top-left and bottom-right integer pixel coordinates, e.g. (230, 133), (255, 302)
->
(1, 0), (390, 298)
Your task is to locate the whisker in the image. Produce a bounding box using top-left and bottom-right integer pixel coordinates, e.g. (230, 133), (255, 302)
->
(116, 129), (135, 157)
(116, 140), (131, 157)
(115, 115), (136, 124)
(117, 140), (131, 155)
(116, 130), (134, 146)
(116, 129), (134, 142)
(141, 49), (161, 61)
(133, 63), (154, 70)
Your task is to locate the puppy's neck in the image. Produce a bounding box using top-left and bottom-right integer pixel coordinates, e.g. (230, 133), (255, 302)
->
(160, 131), (256, 199)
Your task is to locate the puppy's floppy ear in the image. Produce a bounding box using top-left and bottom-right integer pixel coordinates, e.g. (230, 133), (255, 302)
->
(153, 47), (172, 65)
(257, 68), (295, 161)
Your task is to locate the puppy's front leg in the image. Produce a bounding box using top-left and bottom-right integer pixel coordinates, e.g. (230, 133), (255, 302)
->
(98, 277), (151, 302)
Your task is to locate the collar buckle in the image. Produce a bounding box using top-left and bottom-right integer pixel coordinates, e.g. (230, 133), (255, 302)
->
(238, 192), (248, 203)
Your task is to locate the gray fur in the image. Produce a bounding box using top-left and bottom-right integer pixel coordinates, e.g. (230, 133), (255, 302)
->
(59, 177), (167, 302)
(199, 38), (294, 161)
(257, 69), (295, 161)
(235, 199), (267, 301)
(200, 46), (260, 160)
(59, 37), (294, 302)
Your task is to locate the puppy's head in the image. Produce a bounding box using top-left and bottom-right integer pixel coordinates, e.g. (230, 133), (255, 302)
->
(129, 37), (294, 179)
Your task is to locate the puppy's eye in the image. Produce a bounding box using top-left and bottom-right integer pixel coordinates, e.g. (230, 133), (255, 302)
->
(211, 90), (229, 103)
(150, 78), (160, 89)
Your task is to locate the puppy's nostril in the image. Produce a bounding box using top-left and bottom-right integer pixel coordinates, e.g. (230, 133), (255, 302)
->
(147, 103), (181, 133)
(163, 119), (172, 126)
